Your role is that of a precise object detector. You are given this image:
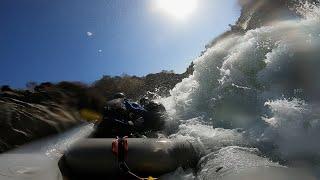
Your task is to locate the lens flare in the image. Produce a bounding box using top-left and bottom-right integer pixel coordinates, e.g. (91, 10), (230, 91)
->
(154, 0), (197, 20)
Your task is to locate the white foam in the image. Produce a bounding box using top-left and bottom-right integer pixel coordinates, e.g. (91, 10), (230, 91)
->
(161, 2), (320, 178)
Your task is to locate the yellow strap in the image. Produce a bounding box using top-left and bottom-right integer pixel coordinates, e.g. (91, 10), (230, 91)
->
(141, 177), (158, 180)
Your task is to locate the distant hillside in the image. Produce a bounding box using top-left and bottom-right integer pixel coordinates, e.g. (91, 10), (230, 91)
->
(94, 63), (194, 101)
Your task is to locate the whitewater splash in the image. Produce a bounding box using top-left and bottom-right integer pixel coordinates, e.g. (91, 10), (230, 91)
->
(161, 2), (320, 179)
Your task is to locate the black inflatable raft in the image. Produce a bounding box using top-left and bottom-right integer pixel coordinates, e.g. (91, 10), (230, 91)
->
(59, 138), (201, 179)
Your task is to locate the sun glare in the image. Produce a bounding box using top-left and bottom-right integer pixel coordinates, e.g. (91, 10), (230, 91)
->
(154, 0), (198, 20)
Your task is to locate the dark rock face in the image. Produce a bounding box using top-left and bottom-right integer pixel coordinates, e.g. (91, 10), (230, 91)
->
(0, 82), (100, 152)
(0, 96), (82, 152)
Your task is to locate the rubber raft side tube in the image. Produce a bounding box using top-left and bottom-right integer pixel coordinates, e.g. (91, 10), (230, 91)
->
(59, 138), (200, 178)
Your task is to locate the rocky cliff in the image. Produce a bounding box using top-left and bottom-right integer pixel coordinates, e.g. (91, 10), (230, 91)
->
(0, 90), (82, 152)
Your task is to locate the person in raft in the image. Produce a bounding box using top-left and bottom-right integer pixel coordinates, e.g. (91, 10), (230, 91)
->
(93, 92), (167, 138)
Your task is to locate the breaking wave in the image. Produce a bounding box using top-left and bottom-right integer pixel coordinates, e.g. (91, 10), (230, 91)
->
(161, 2), (320, 179)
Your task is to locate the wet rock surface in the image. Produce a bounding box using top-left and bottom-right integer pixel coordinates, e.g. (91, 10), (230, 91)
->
(0, 90), (82, 153)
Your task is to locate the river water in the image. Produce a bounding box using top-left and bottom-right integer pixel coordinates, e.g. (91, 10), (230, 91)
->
(0, 124), (94, 180)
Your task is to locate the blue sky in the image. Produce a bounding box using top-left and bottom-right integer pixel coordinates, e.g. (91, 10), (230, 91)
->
(0, 0), (240, 88)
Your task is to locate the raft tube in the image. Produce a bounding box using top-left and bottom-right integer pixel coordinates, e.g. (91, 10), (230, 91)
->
(59, 138), (201, 179)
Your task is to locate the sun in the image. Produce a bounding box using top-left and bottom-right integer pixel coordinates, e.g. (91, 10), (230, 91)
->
(154, 0), (198, 20)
